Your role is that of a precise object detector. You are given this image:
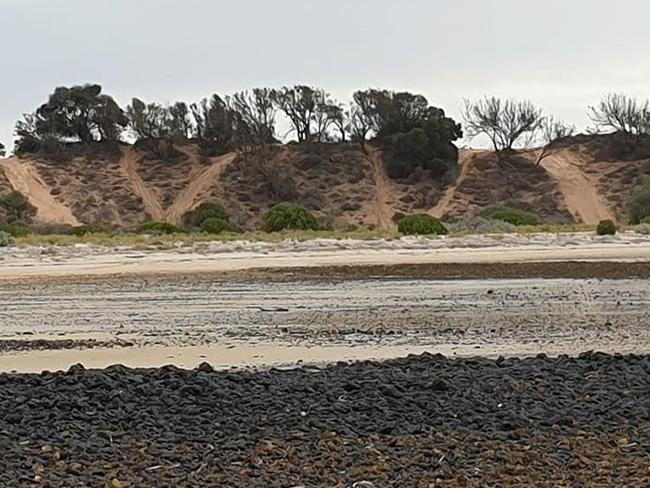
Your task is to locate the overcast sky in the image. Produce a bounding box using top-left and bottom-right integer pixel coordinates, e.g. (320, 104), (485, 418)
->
(2, 0), (649, 153)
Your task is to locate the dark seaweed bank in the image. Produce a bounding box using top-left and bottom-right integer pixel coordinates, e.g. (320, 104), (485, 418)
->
(1, 352), (649, 487)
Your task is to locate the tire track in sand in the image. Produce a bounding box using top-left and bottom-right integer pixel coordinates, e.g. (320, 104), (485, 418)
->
(366, 147), (395, 230)
(165, 152), (237, 224)
(430, 150), (479, 218)
(120, 147), (165, 221)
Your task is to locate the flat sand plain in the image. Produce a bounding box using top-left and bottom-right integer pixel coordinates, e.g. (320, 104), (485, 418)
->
(1, 232), (649, 373)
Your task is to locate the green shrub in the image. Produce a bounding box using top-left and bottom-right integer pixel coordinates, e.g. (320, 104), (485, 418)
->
(29, 223), (76, 235)
(596, 219), (617, 235)
(385, 128), (458, 180)
(629, 183), (650, 224)
(0, 222), (31, 237)
(447, 216), (516, 234)
(482, 206), (541, 226)
(0, 231), (13, 247)
(0, 191), (37, 224)
(71, 224), (106, 236)
(182, 202), (229, 229)
(262, 203), (319, 232)
(398, 214), (448, 236)
(199, 217), (232, 234)
(642, 216), (650, 225)
(633, 223), (650, 235)
(137, 221), (185, 235)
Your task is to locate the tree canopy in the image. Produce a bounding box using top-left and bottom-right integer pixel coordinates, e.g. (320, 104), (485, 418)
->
(15, 84), (128, 154)
(350, 89), (462, 179)
(270, 86), (341, 143)
(463, 97), (544, 154)
(589, 93), (650, 139)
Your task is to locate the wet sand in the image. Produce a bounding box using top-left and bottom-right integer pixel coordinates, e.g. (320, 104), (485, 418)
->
(2, 276), (649, 372)
(3, 340), (650, 374)
(2, 234), (650, 372)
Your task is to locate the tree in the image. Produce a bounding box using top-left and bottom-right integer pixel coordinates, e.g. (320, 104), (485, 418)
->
(377, 91), (431, 139)
(347, 96), (375, 152)
(127, 98), (173, 140)
(127, 98), (191, 159)
(535, 117), (576, 164)
(0, 142), (5, 157)
(270, 85), (316, 142)
(39, 84), (127, 143)
(589, 93), (650, 139)
(350, 89), (389, 136)
(270, 85), (339, 143)
(190, 94), (236, 155)
(168, 102), (194, 140)
(14, 84), (128, 155)
(350, 89), (434, 141)
(386, 112), (461, 179)
(228, 88), (277, 147)
(14, 113), (48, 154)
(328, 104), (346, 142)
(463, 97), (544, 156)
(347, 89), (463, 179)
(312, 97), (338, 143)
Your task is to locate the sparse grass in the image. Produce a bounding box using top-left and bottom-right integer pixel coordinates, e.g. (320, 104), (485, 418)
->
(11, 223), (641, 249)
(514, 223), (597, 234)
(13, 229), (399, 248)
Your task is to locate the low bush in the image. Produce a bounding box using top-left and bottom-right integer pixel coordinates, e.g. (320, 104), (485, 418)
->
(137, 221), (185, 235)
(200, 217), (232, 234)
(482, 206), (541, 226)
(0, 222), (31, 237)
(316, 216), (359, 232)
(0, 191), (37, 224)
(643, 216), (650, 225)
(629, 182), (650, 224)
(71, 224), (107, 236)
(0, 231), (13, 247)
(29, 223), (76, 235)
(633, 223), (650, 235)
(182, 202), (229, 229)
(398, 214), (448, 236)
(447, 216), (516, 234)
(596, 219), (617, 235)
(262, 203), (320, 232)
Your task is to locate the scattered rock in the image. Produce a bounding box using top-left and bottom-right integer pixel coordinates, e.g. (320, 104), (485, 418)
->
(0, 354), (648, 485)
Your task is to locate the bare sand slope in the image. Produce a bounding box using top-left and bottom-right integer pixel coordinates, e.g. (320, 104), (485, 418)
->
(367, 147), (396, 230)
(539, 151), (615, 223)
(0, 158), (80, 225)
(430, 150), (477, 218)
(120, 147), (165, 221)
(165, 152), (237, 224)
(4, 138), (636, 230)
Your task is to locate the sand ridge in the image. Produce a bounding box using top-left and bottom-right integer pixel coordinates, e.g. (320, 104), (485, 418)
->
(2, 136), (648, 228)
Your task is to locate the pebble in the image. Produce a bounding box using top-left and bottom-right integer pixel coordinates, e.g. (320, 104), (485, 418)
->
(0, 353), (648, 486)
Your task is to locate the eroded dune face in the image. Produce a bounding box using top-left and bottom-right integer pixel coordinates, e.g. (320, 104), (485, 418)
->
(3, 135), (648, 229)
